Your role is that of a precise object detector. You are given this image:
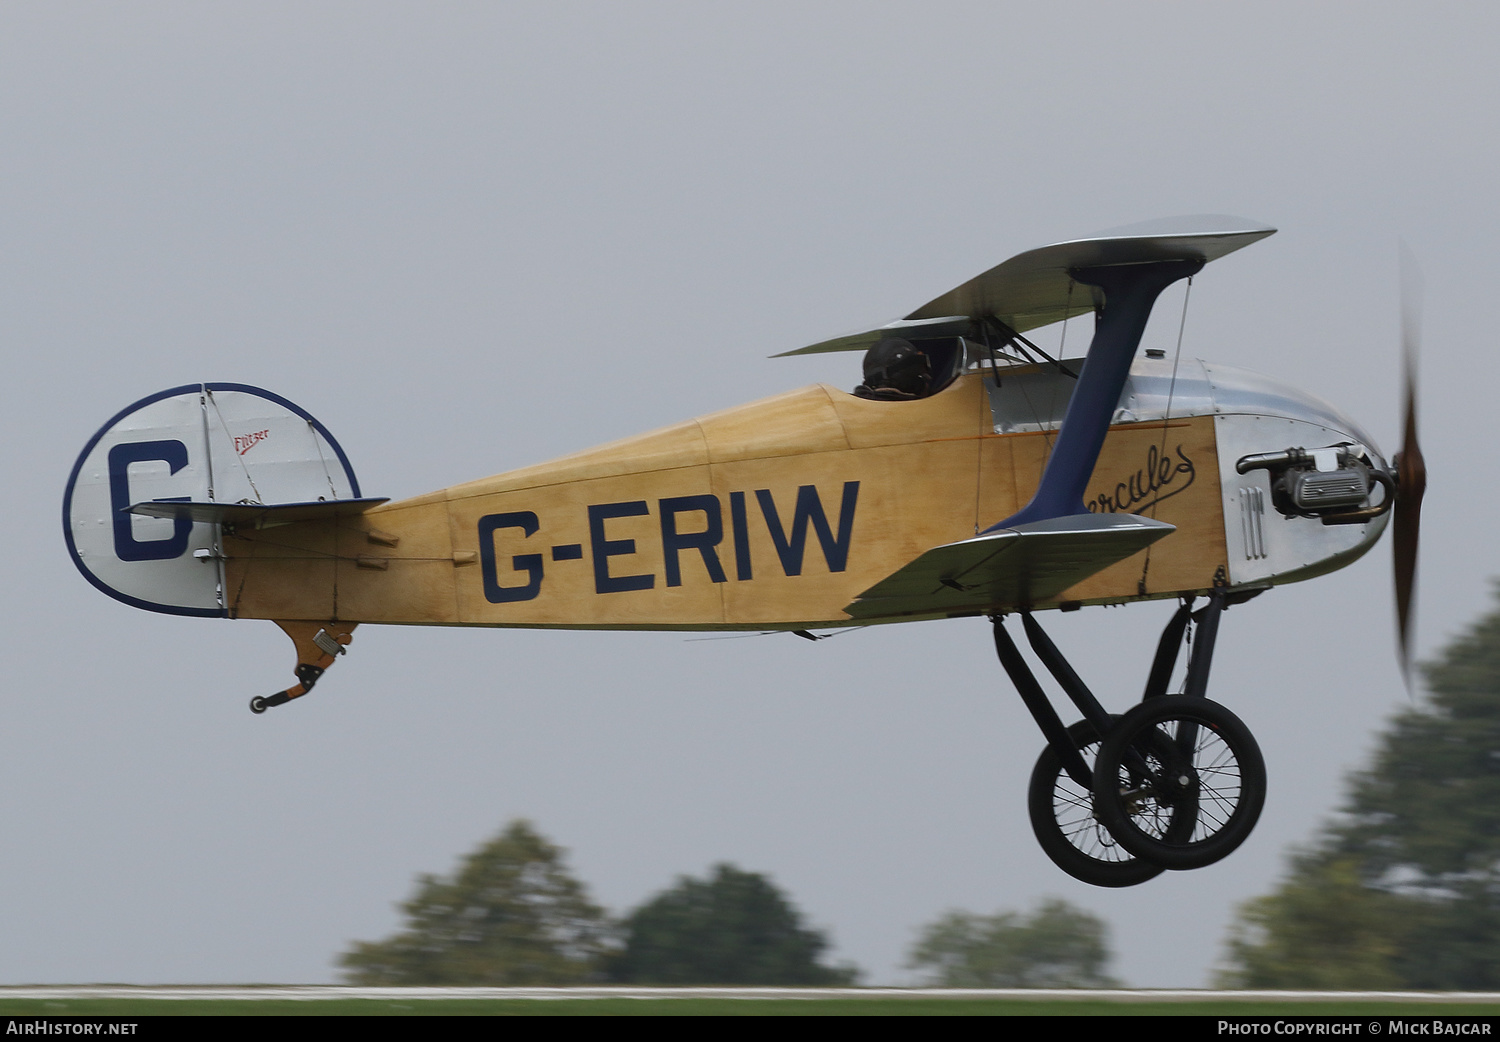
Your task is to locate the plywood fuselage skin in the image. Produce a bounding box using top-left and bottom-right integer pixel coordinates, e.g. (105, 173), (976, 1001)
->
(221, 373), (1228, 630)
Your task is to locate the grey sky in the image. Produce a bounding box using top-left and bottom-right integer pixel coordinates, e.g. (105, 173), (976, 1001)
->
(3, 2), (1495, 984)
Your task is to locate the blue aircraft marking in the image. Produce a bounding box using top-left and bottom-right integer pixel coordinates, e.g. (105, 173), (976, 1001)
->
(478, 482), (860, 604)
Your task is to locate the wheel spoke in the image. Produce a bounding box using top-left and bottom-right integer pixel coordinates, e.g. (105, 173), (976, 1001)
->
(1030, 717), (1169, 886)
(1091, 697), (1266, 871)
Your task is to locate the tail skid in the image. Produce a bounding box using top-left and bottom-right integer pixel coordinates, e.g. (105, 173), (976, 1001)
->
(250, 621), (357, 714)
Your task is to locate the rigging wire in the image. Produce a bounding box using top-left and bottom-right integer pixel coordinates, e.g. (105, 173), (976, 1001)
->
(974, 333), (990, 533)
(1057, 278), (1074, 360)
(309, 420), (340, 500)
(1138, 275), (1193, 595)
(1030, 279), (1079, 458)
(206, 389), (264, 504)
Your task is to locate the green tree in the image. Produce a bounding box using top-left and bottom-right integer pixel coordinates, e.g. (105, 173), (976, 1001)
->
(1220, 586), (1500, 988)
(907, 899), (1117, 987)
(1219, 852), (1406, 989)
(608, 863), (857, 984)
(339, 819), (613, 984)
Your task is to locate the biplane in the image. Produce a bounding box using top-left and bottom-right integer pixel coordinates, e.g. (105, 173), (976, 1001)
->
(63, 216), (1424, 886)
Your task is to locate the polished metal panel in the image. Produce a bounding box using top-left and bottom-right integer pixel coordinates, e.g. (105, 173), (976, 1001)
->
(1200, 360), (1388, 588)
(985, 355), (1217, 433)
(1201, 361), (1380, 450)
(1240, 487), (1267, 561)
(985, 362), (1077, 433)
(1215, 413), (1388, 588)
(977, 354), (1389, 590)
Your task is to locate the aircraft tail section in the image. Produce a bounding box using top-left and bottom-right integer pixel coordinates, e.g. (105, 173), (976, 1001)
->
(63, 384), (370, 617)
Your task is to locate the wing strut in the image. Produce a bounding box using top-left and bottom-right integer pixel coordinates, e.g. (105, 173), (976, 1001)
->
(987, 258), (1201, 531)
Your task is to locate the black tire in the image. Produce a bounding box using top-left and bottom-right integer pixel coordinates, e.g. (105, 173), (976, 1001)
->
(1028, 718), (1175, 888)
(1092, 696), (1265, 870)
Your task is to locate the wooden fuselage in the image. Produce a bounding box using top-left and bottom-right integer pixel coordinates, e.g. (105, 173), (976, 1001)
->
(221, 370), (1226, 630)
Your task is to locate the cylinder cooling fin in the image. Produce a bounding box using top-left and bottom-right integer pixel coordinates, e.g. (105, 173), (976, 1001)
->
(1236, 443), (1394, 525)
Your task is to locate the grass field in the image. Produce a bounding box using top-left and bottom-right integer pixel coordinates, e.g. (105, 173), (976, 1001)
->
(3, 990), (1500, 1016)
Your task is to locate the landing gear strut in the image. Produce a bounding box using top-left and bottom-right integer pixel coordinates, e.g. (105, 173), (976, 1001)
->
(997, 591), (1265, 885)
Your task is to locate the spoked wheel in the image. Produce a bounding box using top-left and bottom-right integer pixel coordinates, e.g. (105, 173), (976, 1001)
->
(1092, 696), (1266, 870)
(1028, 717), (1191, 887)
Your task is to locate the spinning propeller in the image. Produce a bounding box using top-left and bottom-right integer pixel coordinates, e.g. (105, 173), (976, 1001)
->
(1393, 253), (1427, 686)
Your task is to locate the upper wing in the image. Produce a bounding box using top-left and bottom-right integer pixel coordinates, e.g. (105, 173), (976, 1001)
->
(773, 315), (973, 358)
(777, 215), (1274, 357)
(843, 513), (1175, 620)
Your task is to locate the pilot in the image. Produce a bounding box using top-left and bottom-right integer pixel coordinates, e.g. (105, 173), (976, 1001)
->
(853, 337), (932, 400)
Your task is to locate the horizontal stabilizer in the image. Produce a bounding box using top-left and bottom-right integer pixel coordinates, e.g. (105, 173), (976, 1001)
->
(844, 513), (1174, 620)
(127, 497), (389, 528)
